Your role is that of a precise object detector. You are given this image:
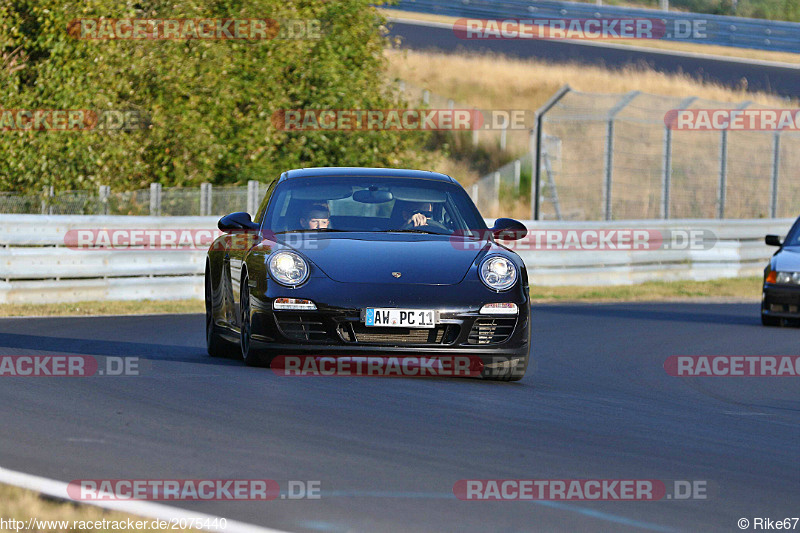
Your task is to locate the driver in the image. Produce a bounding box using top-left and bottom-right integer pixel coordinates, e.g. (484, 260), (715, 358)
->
(300, 204), (330, 230)
(401, 201), (434, 227)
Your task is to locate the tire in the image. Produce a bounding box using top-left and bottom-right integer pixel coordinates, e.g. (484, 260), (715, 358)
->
(206, 264), (233, 358)
(239, 271), (264, 367)
(761, 313), (782, 327)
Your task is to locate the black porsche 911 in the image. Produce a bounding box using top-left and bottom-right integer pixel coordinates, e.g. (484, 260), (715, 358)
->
(204, 167), (531, 381)
(762, 217), (800, 326)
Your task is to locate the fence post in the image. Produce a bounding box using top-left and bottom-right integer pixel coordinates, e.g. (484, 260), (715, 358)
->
(532, 85), (571, 220)
(398, 80), (405, 94)
(604, 91), (640, 221)
(99, 185), (110, 215)
(471, 183), (479, 207)
(500, 123), (507, 151)
(770, 133), (781, 218)
(200, 183), (212, 216)
(447, 99), (454, 110)
(422, 89), (430, 106)
(150, 183), (162, 216)
(663, 96), (696, 219)
(717, 101), (750, 219)
(661, 126), (672, 219)
(247, 180), (260, 216)
(493, 172), (501, 213)
(472, 107), (479, 147)
(513, 160), (521, 193)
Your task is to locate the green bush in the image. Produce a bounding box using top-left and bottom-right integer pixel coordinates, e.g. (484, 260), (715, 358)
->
(0, 0), (428, 192)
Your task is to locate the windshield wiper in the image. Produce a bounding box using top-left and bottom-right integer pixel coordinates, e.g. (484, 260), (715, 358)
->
(384, 229), (443, 235)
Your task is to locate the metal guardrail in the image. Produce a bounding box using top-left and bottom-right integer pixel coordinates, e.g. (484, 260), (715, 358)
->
(388, 0), (800, 53)
(0, 215), (789, 303)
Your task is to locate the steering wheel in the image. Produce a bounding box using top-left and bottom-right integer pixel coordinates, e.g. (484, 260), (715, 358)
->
(399, 219), (449, 232)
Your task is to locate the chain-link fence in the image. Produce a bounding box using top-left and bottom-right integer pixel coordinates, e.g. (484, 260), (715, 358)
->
(0, 182), (263, 216)
(537, 88), (800, 220)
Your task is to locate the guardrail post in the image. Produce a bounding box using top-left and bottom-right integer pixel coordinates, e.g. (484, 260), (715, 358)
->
(200, 183), (212, 216)
(98, 185), (110, 215)
(771, 133), (781, 218)
(604, 91), (640, 221)
(532, 85), (571, 220)
(150, 183), (162, 216)
(247, 180), (260, 216)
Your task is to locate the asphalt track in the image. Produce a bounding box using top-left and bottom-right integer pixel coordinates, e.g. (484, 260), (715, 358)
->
(0, 303), (798, 532)
(387, 19), (800, 99)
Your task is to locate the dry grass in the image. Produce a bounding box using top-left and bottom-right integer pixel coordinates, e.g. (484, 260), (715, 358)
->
(382, 8), (800, 65)
(386, 48), (792, 111)
(0, 299), (203, 317)
(530, 276), (762, 301)
(0, 483), (199, 532)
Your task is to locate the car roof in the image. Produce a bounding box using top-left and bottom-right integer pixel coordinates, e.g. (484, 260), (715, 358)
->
(280, 167), (456, 183)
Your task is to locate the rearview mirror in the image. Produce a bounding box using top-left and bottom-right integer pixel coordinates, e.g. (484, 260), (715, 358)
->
(218, 212), (259, 232)
(492, 218), (527, 241)
(765, 234), (782, 246)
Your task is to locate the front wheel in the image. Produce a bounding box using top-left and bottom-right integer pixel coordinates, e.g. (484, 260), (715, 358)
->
(206, 264), (233, 358)
(239, 272), (264, 367)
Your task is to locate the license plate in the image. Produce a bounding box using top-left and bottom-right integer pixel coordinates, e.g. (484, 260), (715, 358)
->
(364, 308), (436, 328)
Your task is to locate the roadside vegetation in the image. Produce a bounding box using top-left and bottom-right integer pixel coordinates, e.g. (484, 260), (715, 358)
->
(0, 483), (198, 532)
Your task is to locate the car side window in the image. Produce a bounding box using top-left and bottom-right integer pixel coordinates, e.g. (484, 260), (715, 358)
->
(254, 179), (277, 225)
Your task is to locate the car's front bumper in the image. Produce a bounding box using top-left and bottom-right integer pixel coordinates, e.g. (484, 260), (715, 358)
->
(248, 279), (530, 365)
(762, 282), (800, 317)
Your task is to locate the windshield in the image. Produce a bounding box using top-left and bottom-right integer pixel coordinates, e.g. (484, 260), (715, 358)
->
(781, 218), (800, 247)
(263, 176), (486, 235)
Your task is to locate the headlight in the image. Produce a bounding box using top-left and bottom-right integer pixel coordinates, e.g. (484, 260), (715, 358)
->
(268, 251), (309, 286)
(479, 255), (517, 291)
(775, 271), (800, 285)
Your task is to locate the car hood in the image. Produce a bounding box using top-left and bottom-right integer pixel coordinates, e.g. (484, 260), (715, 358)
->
(283, 233), (487, 285)
(773, 247), (800, 271)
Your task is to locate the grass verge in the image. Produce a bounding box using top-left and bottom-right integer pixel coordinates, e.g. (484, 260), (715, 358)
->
(0, 483), (199, 532)
(530, 276), (762, 302)
(0, 278), (761, 317)
(0, 299), (204, 317)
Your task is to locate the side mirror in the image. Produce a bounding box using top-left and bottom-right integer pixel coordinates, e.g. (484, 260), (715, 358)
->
(491, 218), (527, 241)
(765, 234), (782, 247)
(218, 212), (259, 232)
